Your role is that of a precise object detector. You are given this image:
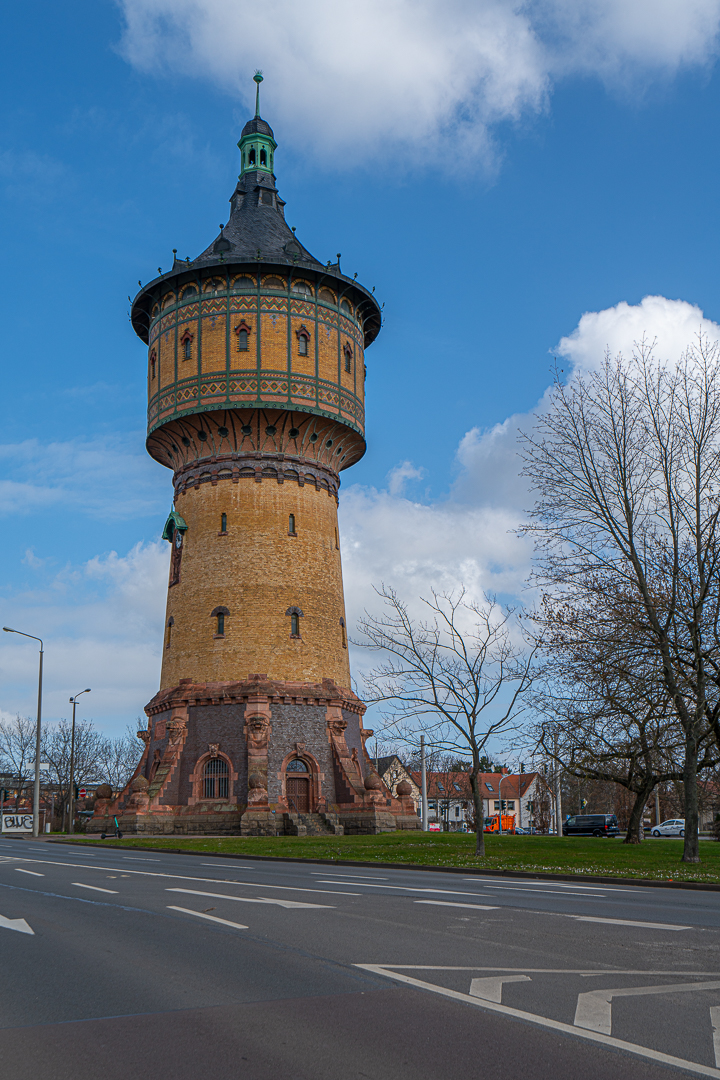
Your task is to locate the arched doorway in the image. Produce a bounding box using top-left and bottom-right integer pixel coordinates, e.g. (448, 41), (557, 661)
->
(286, 757), (310, 812)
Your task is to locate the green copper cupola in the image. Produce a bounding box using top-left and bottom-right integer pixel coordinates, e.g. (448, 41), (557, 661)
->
(238, 72), (277, 177)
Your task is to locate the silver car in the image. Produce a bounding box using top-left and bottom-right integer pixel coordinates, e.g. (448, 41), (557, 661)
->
(650, 818), (685, 837)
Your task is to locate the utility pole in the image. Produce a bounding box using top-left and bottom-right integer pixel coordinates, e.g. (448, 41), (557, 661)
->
(420, 734), (428, 832)
(553, 729), (563, 836)
(3, 627), (43, 837)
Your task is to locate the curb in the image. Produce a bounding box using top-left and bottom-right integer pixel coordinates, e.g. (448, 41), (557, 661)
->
(47, 839), (720, 892)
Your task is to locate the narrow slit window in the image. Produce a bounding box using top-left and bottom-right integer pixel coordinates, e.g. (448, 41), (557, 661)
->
(288, 513), (296, 535)
(165, 616), (174, 649)
(344, 343), (353, 373)
(340, 617), (347, 649)
(334, 527), (339, 550)
(220, 513), (227, 533)
(297, 326), (310, 357)
(211, 605), (229, 637)
(183, 338), (191, 360)
(235, 320), (251, 352)
(290, 612), (299, 636)
(150, 349), (156, 380)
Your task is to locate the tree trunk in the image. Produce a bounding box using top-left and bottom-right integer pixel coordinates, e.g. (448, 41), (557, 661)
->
(623, 785), (652, 844)
(682, 731), (700, 863)
(470, 772), (485, 856)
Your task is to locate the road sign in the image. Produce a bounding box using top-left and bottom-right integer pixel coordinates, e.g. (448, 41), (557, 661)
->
(2, 812), (33, 833)
(78, 788), (86, 799)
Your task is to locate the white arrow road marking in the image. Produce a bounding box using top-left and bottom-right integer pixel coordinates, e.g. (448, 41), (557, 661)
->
(72, 883), (119, 894)
(415, 900), (499, 911)
(0, 912), (33, 935)
(167, 888), (332, 910)
(574, 980), (720, 1034)
(15, 869), (43, 877)
(167, 906), (248, 930)
(470, 975), (531, 1002)
(357, 966), (720, 1080)
(568, 915), (690, 931)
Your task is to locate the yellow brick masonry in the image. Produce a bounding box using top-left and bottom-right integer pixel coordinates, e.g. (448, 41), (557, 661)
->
(161, 474), (351, 691)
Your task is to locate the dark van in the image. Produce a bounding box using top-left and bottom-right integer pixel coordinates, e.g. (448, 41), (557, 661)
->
(563, 814), (619, 837)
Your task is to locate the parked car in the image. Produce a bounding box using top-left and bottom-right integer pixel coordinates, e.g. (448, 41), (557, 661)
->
(514, 826), (534, 835)
(563, 813), (620, 837)
(650, 818), (685, 837)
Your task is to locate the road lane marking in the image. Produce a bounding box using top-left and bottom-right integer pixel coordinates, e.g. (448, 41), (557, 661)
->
(574, 980), (720, 1034)
(311, 873), (388, 879)
(14, 869), (44, 877)
(316, 880), (495, 898)
(167, 906), (249, 930)
(6, 859), (355, 895)
(476, 885), (607, 897)
(470, 975), (531, 1002)
(358, 965), (720, 1080)
(711, 1006), (720, 1067)
(568, 915), (690, 930)
(463, 878), (635, 893)
(167, 888), (333, 910)
(0, 912), (33, 935)
(72, 883), (119, 894)
(415, 900), (499, 911)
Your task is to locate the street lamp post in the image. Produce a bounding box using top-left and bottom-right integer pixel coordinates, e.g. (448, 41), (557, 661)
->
(68, 689), (91, 834)
(420, 734), (428, 831)
(3, 627), (43, 838)
(498, 770), (510, 835)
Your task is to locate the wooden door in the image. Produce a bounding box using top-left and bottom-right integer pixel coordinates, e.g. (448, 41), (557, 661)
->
(287, 776), (310, 813)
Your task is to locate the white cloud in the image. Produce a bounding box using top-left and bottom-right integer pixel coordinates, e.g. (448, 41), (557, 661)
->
(117, 0), (720, 167)
(556, 294), (720, 372)
(0, 435), (168, 520)
(0, 541), (169, 737)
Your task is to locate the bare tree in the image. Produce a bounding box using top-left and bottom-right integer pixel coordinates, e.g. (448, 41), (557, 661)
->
(0, 715), (37, 805)
(42, 719), (105, 823)
(521, 337), (720, 862)
(357, 586), (534, 856)
(97, 725), (142, 791)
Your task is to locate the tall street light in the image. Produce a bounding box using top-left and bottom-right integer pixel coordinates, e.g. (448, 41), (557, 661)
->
(3, 627), (43, 838)
(68, 689), (91, 834)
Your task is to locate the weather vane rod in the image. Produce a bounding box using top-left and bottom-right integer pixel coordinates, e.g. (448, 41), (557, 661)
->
(253, 70), (263, 117)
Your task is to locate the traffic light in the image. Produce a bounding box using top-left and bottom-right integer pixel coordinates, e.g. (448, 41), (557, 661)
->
(74, 784), (79, 799)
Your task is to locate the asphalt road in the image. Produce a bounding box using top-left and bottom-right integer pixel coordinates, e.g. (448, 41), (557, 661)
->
(2, 838), (720, 1079)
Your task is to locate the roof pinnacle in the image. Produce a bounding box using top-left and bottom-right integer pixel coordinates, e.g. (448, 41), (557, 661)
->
(253, 70), (263, 117)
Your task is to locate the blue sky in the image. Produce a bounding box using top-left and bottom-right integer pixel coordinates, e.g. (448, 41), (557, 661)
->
(3, 0), (720, 736)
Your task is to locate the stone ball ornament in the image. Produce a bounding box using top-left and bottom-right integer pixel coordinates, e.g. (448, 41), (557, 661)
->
(364, 771), (383, 791)
(131, 775), (150, 793)
(94, 784), (113, 800)
(396, 779), (412, 796)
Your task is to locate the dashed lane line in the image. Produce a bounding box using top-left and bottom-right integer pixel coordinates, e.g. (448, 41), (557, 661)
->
(568, 915), (690, 930)
(415, 900), (500, 911)
(167, 905), (248, 931)
(72, 883), (119, 894)
(166, 887), (333, 910)
(15, 869), (44, 877)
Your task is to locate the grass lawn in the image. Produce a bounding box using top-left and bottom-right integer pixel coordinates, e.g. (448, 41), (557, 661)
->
(44, 832), (720, 884)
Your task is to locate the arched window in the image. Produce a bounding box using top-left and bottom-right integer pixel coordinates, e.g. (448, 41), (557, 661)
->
(150, 349), (156, 380)
(340, 617), (347, 649)
(211, 605), (229, 637)
(318, 288), (335, 304)
(180, 329), (193, 360)
(235, 320), (251, 351)
(264, 277), (285, 289)
(340, 299), (352, 315)
(344, 343), (353, 373)
(286, 758), (309, 773)
(288, 513), (296, 536)
(286, 605), (303, 638)
(233, 276), (255, 291)
(220, 513), (227, 534)
(261, 188), (273, 205)
(181, 285), (197, 300)
(297, 326), (310, 356)
(249, 148), (256, 166)
(292, 281), (312, 296)
(204, 757), (229, 799)
(166, 616), (174, 649)
(260, 148), (267, 166)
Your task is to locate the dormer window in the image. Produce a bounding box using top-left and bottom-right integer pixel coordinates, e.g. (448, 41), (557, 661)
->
(343, 342), (353, 373)
(297, 325), (310, 357)
(261, 189), (273, 206)
(235, 320), (252, 351)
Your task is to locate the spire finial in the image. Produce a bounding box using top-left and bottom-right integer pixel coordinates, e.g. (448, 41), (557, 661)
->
(253, 70), (263, 117)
